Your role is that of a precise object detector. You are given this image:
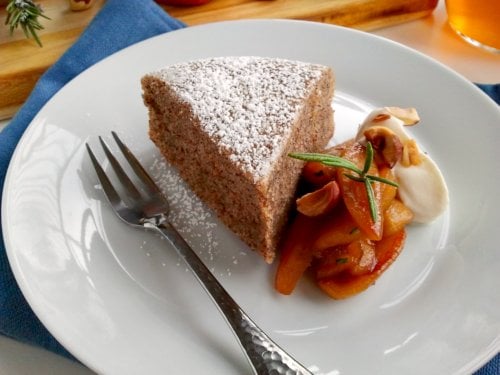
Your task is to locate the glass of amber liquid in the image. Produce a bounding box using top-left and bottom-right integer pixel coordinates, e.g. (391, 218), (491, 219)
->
(445, 0), (500, 53)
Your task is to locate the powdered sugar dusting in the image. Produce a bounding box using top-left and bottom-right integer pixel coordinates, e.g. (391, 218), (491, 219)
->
(149, 56), (326, 181)
(149, 157), (220, 262)
(148, 156), (255, 276)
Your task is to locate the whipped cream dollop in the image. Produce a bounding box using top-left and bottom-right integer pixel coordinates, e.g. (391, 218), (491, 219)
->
(356, 108), (449, 223)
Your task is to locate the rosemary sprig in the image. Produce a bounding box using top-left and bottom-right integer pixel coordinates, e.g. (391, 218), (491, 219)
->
(364, 178), (377, 221)
(287, 151), (362, 173)
(289, 142), (398, 222)
(5, 0), (50, 47)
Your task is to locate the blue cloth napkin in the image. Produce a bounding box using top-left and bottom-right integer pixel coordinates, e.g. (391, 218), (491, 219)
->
(477, 83), (500, 105)
(0, 0), (185, 360)
(0, 1), (498, 372)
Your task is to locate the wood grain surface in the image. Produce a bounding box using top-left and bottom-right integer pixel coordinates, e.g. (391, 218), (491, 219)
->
(0, 0), (438, 119)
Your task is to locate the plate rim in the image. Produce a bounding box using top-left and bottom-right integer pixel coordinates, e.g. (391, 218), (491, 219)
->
(2, 18), (500, 375)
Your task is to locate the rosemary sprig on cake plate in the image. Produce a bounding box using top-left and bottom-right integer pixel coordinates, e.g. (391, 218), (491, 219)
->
(289, 142), (398, 222)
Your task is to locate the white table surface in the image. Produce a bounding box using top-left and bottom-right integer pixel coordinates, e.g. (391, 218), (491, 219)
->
(0, 1), (499, 374)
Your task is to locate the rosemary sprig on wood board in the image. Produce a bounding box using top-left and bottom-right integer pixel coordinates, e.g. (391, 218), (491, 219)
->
(5, 0), (49, 46)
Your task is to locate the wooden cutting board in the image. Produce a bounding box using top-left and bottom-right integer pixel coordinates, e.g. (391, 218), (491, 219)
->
(0, 0), (438, 120)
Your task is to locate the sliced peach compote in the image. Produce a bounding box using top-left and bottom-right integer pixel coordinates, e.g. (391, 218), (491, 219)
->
(272, 108), (449, 299)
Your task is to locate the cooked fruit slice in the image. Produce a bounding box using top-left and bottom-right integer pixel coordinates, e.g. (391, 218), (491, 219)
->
(296, 181), (340, 217)
(316, 229), (406, 299)
(312, 204), (363, 252)
(337, 143), (384, 240)
(315, 238), (376, 279)
(383, 199), (414, 237)
(275, 213), (322, 295)
(301, 161), (337, 187)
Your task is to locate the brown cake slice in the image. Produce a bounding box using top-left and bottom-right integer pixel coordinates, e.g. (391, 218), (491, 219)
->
(142, 56), (334, 263)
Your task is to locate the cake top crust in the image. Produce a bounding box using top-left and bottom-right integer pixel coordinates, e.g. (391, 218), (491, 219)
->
(148, 56), (329, 181)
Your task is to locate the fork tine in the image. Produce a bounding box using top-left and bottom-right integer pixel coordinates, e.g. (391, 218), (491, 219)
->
(86, 143), (123, 207)
(111, 131), (163, 197)
(99, 136), (142, 201)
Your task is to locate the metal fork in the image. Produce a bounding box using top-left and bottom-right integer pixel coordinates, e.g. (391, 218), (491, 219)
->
(86, 132), (313, 375)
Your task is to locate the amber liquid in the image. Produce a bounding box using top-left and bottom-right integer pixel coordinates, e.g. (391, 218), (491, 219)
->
(445, 0), (500, 51)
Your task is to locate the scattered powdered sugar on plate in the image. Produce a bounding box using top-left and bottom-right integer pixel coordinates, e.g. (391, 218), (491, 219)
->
(143, 157), (247, 276)
(146, 156), (257, 278)
(148, 156), (220, 262)
(101, 132), (253, 278)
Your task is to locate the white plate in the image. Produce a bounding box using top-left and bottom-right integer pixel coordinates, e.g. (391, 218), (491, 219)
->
(3, 20), (500, 375)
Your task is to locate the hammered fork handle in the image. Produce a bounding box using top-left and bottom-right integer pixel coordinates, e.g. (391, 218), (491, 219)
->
(147, 220), (312, 375)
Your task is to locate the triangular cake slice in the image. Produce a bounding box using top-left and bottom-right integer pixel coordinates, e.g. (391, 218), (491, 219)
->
(141, 56), (334, 263)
